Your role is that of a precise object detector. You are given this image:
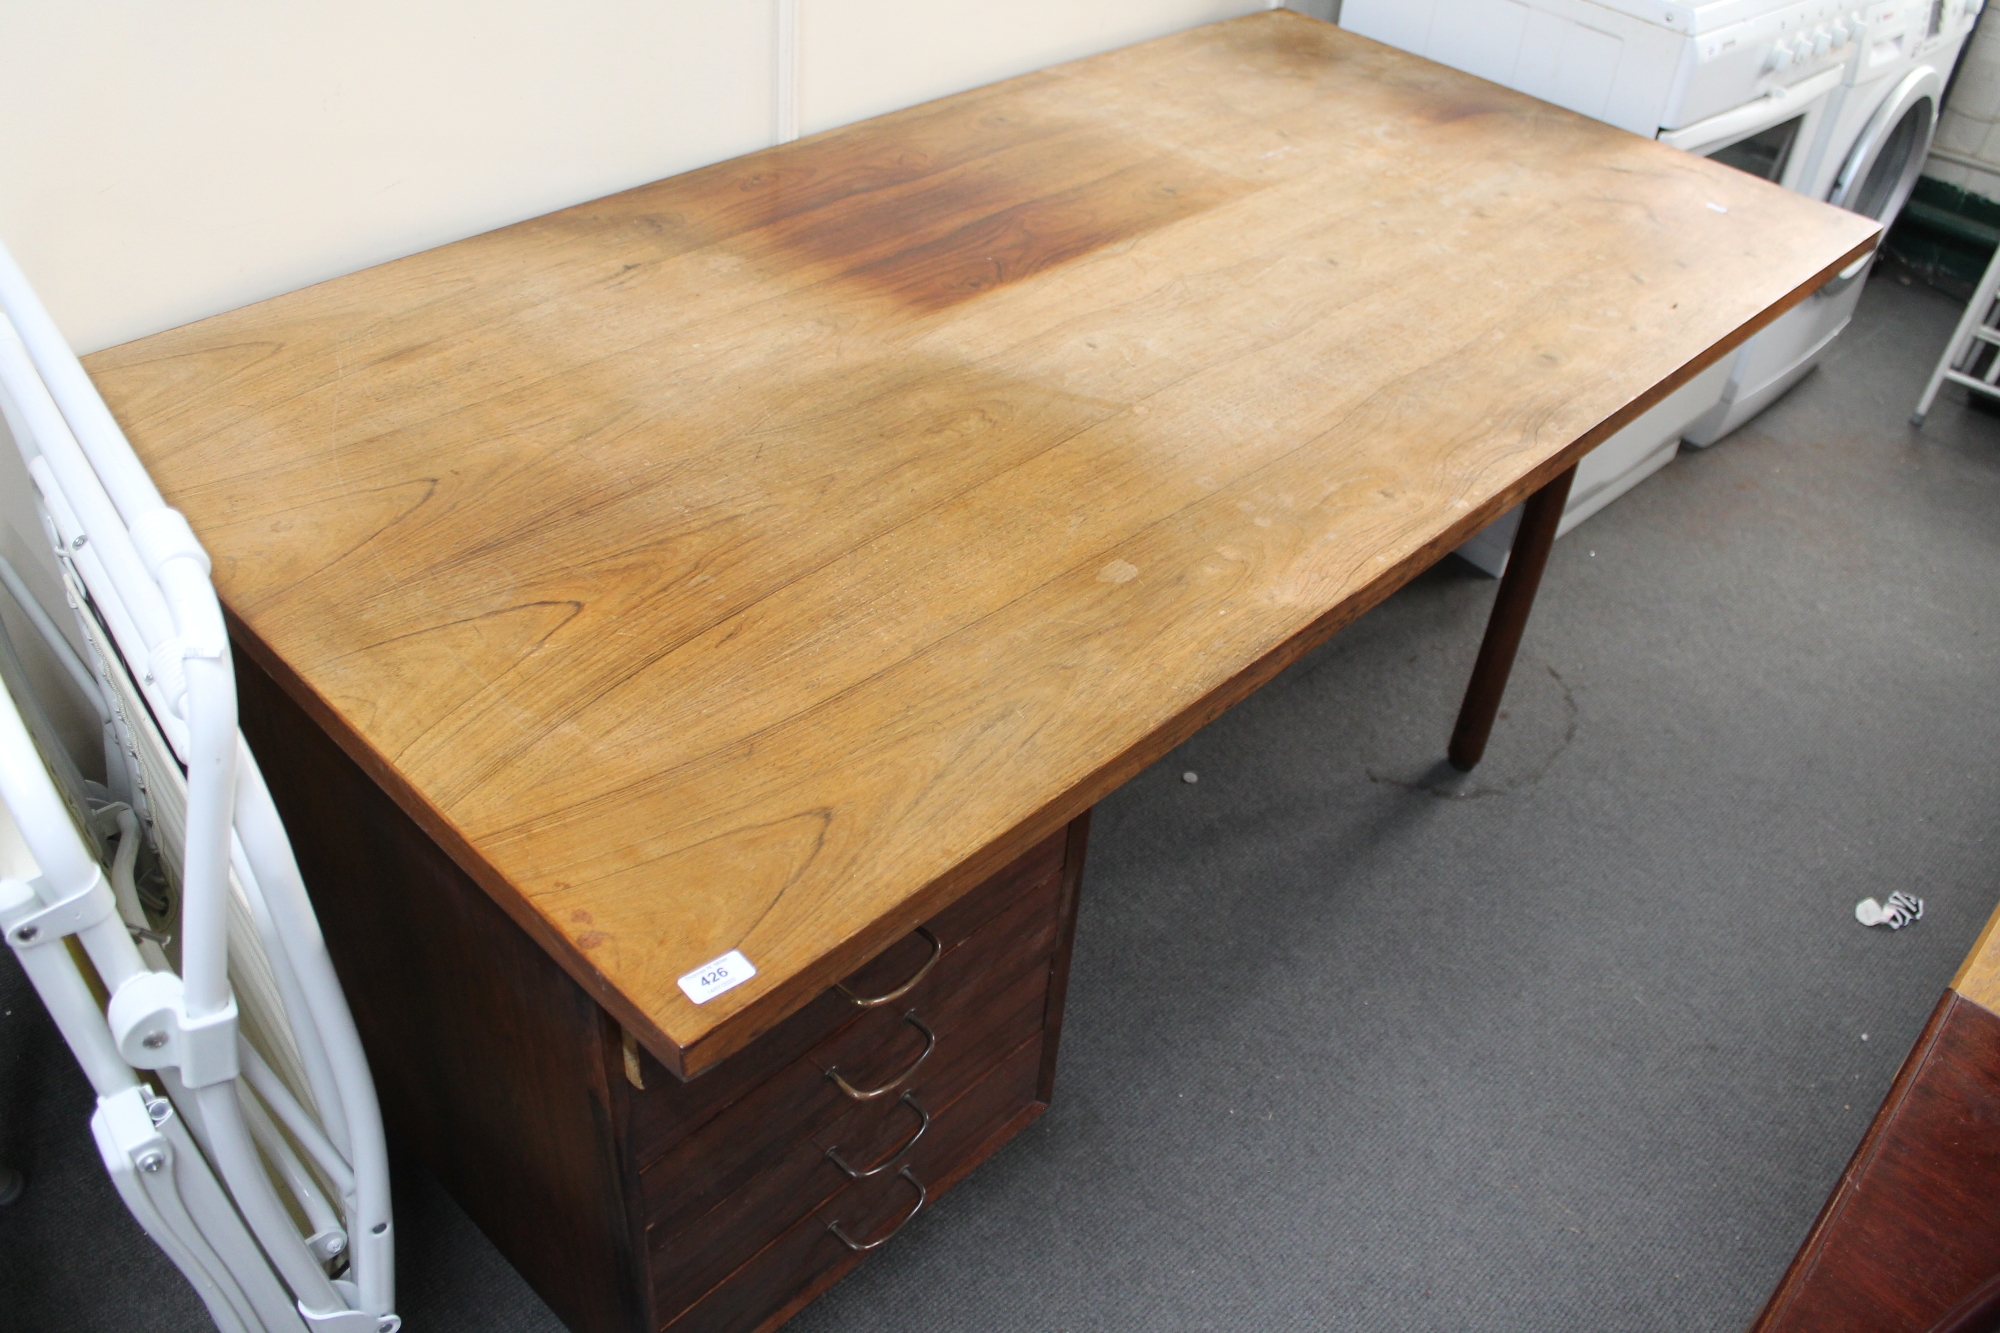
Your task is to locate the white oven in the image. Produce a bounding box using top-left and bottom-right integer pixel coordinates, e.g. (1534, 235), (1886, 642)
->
(1658, 65), (1845, 191)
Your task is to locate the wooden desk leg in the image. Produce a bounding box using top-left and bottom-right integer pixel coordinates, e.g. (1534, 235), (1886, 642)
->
(1448, 464), (1576, 772)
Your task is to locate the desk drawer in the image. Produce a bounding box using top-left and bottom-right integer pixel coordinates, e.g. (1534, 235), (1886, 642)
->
(640, 857), (1061, 1250)
(645, 954), (1050, 1316)
(657, 1032), (1047, 1333)
(627, 825), (1067, 1169)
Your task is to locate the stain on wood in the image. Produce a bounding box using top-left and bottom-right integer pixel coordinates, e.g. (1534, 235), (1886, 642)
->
(789, 137), (1256, 310)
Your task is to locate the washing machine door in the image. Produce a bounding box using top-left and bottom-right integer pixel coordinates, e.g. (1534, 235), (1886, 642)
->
(1821, 64), (1944, 292)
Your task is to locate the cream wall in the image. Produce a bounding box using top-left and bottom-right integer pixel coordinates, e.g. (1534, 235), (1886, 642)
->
(0, 3), (778, 357)
(0, 1), (1266, 358)
(798, 0), (1267, 134)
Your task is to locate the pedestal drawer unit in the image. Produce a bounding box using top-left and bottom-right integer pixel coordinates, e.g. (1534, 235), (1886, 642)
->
(234, 653), (1088, 1333)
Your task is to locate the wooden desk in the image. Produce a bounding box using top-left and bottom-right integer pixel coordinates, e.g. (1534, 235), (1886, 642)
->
(86, 14), (1875, 1332)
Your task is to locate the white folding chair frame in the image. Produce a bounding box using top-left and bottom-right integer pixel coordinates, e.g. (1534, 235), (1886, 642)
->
(0, 235), (397, 1333)
(0, 674), (300, 1333)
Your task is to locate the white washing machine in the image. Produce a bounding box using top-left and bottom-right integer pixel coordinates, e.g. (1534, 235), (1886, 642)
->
(1343, 0), (1866, 570)
(1683, 0), (1980, 443)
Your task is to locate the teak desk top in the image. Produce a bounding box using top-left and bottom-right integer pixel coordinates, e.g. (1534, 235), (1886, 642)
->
(87, 14), (1878, 1077)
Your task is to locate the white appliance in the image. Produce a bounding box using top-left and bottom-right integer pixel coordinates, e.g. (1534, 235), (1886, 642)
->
(1684, 0), (1979, 442)
(1341, 0), (1876, 570)
(1343, 0), (1859, 142)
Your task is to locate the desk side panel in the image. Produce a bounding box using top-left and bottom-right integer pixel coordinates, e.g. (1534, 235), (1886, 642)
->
(235, 651), (651, 1333)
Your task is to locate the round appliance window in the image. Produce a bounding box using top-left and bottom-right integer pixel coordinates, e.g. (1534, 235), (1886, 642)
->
(1849, 99), (1935, 224)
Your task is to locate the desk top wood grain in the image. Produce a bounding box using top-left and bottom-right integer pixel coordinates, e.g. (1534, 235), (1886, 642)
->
(87, 13), (1879, 1076)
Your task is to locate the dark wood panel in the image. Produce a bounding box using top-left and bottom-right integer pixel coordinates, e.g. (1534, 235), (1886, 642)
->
(1754, 992), (2000, 1333)
(234, 649), (652, 1333)
(1040, 810), (1090, 1102)
(663, 1033), (1048, 1333)
(625, 827), (1065, 1168)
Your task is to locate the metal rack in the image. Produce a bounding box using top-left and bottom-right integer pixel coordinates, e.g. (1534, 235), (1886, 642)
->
(1913, 241), (2000, 423)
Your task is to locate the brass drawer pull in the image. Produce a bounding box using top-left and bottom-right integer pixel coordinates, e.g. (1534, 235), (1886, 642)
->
(835, 927), (941, 1008)
(826, 1093), (930, 1180)
(827, 1167), (927, 1253)
(826, 1012), (935, 1101)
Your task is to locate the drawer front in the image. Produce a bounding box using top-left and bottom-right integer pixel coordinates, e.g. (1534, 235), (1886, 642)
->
(627, 825), (1067, 1168)
(641, 858), (1061, 1245)
(646, 955), (1051, 1317)
(658, 1032), (1047, 1333)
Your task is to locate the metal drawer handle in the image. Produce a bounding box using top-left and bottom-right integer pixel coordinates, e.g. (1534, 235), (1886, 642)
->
(826, 1093), (930, 1179)
(826, 1012), (935, 1101)
(835, 928), (941, 1008)
(827, 1167), (927, 1253)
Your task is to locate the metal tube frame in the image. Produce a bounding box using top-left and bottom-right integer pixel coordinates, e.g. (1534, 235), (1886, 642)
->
(0, 235), (396, 1331)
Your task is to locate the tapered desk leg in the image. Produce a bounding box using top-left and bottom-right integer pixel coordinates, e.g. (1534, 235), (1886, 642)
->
(1448, 464), (1576, 772)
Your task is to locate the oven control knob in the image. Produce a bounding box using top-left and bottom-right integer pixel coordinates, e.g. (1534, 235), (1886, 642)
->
(1831, 18), (1852, 44)
(1768, 40), (1796, 71)
(1812, 26), (1833, 54)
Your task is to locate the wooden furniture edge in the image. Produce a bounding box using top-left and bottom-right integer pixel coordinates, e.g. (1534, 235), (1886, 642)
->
(1038, 811), (1091, 1103)
(1748, 989), (1957, 1332)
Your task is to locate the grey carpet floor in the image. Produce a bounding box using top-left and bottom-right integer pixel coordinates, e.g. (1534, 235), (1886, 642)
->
(4, 264), (1998, 1332)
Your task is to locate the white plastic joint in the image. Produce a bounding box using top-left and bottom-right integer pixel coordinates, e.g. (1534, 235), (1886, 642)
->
(129, 508), (212, 579)
(98, 1085), (172, 1176)
(307, 1228), (351, 1262)
(146, 637), (191, 715)
(296, 1301), (388, 1332)
(327, 1280), (397, 1333)
(2, 869), (116, 948)
(154, 572), (230, 660)
(106, 970), (241, 1087)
